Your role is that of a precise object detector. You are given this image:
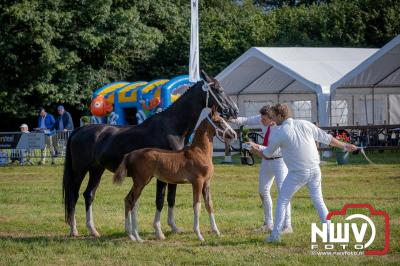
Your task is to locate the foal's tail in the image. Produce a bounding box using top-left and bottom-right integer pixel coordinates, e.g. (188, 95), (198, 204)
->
(113, 154), (129, 184)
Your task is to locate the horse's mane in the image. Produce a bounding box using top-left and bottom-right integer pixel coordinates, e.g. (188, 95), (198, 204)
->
(162, 81), (202, 113)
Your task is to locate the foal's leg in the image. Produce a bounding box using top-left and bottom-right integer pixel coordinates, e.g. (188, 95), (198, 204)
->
(192, 180), (204, 241)
(131, 181), (146, 242)
(125, 182), (145, 242)
(125, 190), (136, 241)
(202, 180), (220, 236)
(83, 166), (105, 237)
(167, 183), (181, 233)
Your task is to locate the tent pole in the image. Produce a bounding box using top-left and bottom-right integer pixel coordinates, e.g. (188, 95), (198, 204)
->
(235, 94), (240, 115)
(316, 93), (319, 123)
(317, 92), (329, 126)
(387, 94), (390, 124)
(372, 87), (375, 125)
(352, 95), (355, 126)
(329, 93), (332, 126)
(364, 94), (368, 125)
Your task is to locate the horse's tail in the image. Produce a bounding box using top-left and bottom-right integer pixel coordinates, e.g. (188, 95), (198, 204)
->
(62, 130), (77, 224)
(113, 154), (129, 184)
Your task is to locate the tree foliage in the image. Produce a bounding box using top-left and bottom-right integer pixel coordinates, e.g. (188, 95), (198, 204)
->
(0, 0), (399, 125)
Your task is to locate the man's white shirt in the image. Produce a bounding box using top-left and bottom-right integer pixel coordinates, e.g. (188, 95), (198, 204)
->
(261, 118), (332, 171)
(231, 115), (282, 158)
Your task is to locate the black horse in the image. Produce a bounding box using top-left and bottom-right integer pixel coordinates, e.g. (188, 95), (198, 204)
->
(63, 71), (238, 238)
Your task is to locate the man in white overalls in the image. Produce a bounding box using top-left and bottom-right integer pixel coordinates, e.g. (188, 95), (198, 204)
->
(231, 105), (292, 233)
(248, 104), (357, 242)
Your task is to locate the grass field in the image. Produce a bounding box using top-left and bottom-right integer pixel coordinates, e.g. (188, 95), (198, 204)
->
(0, 152), (399, 265)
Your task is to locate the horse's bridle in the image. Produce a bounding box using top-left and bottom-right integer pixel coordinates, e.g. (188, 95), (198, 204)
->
(196, 80), (238, 143)
(206, 116), (237, 143)
(202, 81), (232, 117)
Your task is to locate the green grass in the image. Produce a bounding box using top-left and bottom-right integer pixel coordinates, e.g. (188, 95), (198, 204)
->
(0, 152), (399, 265)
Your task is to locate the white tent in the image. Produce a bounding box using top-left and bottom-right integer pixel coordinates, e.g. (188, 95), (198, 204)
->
(217, 47), (377, 126)
(331, 35), (400, 125)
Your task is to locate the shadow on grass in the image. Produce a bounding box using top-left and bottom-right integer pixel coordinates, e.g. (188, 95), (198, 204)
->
(0, 233), (121, 244)
(0, 230), (287, 248)
(0, 231), (145, 245)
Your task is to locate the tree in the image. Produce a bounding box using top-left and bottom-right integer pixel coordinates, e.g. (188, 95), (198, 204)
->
(0, 0), (399, 129)
(0, 0), (162, 117)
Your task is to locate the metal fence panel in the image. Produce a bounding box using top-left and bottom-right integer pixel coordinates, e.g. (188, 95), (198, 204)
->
(0, 130), (71, 166)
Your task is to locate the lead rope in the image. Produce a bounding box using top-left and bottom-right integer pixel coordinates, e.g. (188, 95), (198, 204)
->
(358, 147), (375, 164)
(344, 146), (375, 165)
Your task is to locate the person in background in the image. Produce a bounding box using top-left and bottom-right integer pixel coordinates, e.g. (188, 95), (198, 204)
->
(10, 124), (31, 165)
(55, 105), (74, 131)
(231, 105), (291, 233)
(20, 123), (29, 133)
(37, 107), (56, 165)
(19, 124), (33, 165)
(54, 105), (74, 157)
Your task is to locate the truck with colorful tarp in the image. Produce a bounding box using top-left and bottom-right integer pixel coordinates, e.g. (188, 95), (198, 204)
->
(90, 75), (193, 125)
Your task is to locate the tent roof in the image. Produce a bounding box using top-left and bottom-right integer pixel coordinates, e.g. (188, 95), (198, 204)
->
(331, 35), (400, 92)
(217, 47), (377, 96)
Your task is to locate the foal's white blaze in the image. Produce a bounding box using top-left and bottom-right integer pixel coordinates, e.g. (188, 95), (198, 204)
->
(131, 204), (143, 242)
(86, 205), (100, 237)
(168, 207), (181, 233)
(153, 210), (166, 240)
(209, 213), (220, 236)
(193, 202), (204, 241)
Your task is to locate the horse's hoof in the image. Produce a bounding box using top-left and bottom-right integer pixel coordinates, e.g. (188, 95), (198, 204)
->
(170, 226), (182, 233)
(128, 234), (138, 242)
(90, 230), (101, 237)
(155, 232), (166, 240)
(213, 229), (221, 236)
(132, 232), (143, 243)
(195, 232), (205, 242)
(69, 231), (79, 237)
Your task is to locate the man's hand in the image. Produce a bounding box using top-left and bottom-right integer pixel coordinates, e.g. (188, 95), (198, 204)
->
(330, 137), (358, 152)
(244, 141), (264, 158)
(344, 143), (358, 152)
(244, 141), (258, 151)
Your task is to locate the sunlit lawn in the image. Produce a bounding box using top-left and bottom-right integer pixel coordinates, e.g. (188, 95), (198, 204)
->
(0, 152), (399, 265)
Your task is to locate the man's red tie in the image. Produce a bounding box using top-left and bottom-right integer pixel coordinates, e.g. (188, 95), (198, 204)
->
(263, 126), (270, 146)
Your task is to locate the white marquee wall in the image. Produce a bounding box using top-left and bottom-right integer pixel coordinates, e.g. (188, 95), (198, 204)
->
(331, 89), (400, 125)
(231, 91), (400, 126)
(234, 93), (318, 122)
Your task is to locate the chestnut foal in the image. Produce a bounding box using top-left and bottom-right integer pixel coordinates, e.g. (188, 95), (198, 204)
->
(113, 110), (236, 242)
